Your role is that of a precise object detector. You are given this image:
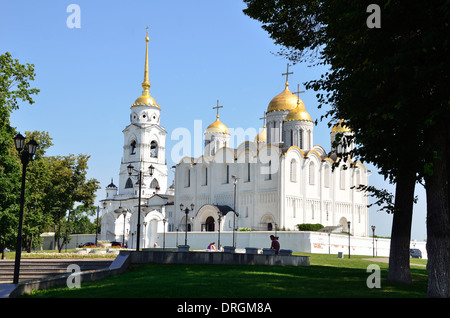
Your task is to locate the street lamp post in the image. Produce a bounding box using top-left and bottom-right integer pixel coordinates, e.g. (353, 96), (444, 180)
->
(217, 212), (222, 249)
(127, 164), (154, 251)
(371, 225), (376, 257)
(232, 175), (240, 248)
(162, 218), (167, 250)
(180, 203), (195, 246)
(12, 133), (38, 284)
(95, 206), (100, 246)
(347, 221), (351, 259)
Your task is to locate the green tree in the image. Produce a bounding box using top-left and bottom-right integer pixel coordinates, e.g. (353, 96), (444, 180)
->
(21, 131), (54, 252)
(0, 52), (39, 258)
(43, 154), (100, 252)
(243, 0), (450, 296)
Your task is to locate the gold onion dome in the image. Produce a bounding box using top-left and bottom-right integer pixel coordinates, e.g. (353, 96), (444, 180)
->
(331, 119), (353, 133)
(205, 116), (229, 135)
(132, 27), (159, 107)
(254, 126), (267, 143)
(267, 83), (299, 113)
(285, 98), (312, 122)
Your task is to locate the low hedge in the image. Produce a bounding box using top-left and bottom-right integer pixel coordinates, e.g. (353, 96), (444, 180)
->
(296, 223), (324, 231)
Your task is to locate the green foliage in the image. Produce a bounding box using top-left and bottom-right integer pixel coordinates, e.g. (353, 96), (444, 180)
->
(296, 223), (324, 231)
(0, 52), (100, 253)
(0, 52), (39, 252)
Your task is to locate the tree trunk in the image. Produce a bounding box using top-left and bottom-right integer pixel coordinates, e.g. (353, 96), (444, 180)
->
(387, 168), (416, 284)
(426, 127), (450, 297)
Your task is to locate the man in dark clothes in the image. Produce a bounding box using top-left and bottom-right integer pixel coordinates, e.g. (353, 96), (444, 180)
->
(270, 235), (280, 254)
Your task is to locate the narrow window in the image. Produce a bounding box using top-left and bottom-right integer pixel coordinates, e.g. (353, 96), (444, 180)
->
(309, 162), (315, 185)
(130, 140), (136, 155)
(185, 168), (190, 187)
(324, 165), (330, 188)
(299, 130), (303, 149)
(150, 140), (158, 158)
(340, 167), (345, 190)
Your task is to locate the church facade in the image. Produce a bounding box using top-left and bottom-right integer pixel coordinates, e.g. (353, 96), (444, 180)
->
(100, 31), (369, 248)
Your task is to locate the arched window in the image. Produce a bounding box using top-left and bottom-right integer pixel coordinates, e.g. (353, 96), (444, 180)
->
(290, 159), (297, 182)
(125, 177), (133, 189)
(324, 165), (330, 188)
(130, 140), (136, 155)
(309, 162), (315, 185)
(150, 140), (158, 158)
(150, 178), (160, 189)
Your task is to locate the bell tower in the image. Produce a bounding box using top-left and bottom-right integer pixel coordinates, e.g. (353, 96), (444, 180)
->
(119, 27), (168, 197)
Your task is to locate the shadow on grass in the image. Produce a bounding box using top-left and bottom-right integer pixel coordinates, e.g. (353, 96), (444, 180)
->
(23, 259), (427, 298)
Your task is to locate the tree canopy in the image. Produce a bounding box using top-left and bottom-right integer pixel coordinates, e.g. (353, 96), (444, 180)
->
(243, 0), (450, 297)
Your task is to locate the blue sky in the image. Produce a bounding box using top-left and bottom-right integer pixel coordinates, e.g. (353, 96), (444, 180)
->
(1, 0), (427, 240)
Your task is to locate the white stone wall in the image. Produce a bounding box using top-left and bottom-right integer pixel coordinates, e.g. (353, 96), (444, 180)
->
(156, 231), (427, 259)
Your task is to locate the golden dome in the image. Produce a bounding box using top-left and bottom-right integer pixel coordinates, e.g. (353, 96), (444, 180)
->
(254, 126), (267, 143)
(331, 119), (352, 133)
(132, 94), (159, 107)
(205, 117), (229, 135)
(267, 84), (299, 113)
(285, 99), (312, 122)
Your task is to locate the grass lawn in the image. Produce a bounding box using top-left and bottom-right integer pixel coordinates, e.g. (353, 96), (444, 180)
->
(21, 253), (428, 298)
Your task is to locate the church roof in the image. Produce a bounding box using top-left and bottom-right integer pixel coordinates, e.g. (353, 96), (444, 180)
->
(106, 178), (117, 189)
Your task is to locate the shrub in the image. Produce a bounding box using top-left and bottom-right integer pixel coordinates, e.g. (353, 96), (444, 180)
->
(296, 223), (324, 231)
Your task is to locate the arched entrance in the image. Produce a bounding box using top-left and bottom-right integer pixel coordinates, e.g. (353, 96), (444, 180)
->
(205, 216), (215, 232)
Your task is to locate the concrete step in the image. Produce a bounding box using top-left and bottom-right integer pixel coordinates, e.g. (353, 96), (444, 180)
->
(0, 259), (113, 284)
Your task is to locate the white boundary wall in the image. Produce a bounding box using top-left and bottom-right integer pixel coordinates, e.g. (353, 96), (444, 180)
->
(39, 231), (427, 259)
(156, 231), (428, 259)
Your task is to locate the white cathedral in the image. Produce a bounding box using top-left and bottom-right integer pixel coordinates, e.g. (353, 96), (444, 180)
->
(100, 31), (369, 248)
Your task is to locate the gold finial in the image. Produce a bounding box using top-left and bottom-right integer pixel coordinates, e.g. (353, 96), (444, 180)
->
(212, 99), (223, 119)
(141, 26), (151, 96)
(282, 63), (293, 88)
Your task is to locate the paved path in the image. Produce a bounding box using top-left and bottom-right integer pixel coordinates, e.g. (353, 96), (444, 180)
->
(363, 257), (426, 267)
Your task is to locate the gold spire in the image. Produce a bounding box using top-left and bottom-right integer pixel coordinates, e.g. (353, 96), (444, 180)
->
(142, 26), (151, 95)
(132, 26), (159, 107)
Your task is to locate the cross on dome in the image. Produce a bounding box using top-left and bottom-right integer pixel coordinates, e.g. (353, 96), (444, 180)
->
(212, 99), (223, 119)
(282, 63), (293, 87)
